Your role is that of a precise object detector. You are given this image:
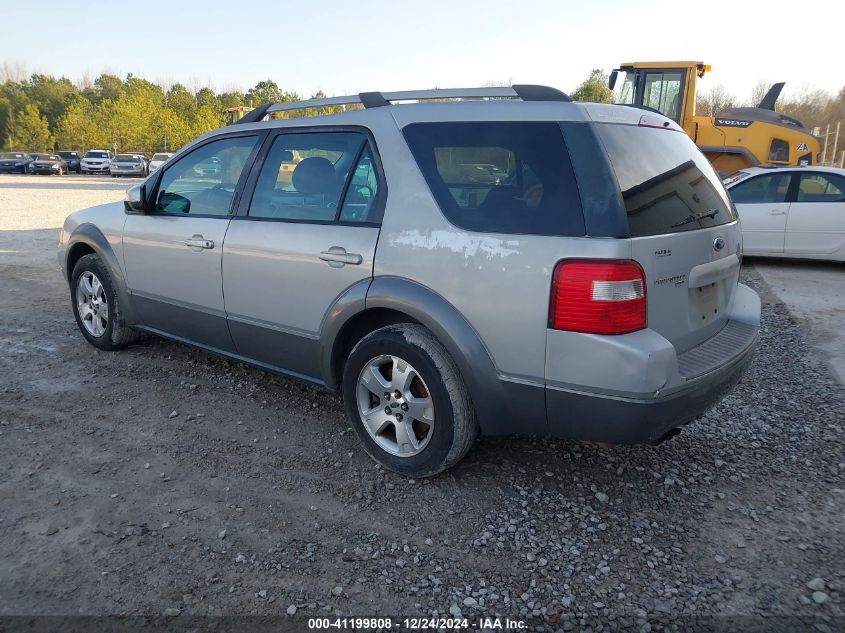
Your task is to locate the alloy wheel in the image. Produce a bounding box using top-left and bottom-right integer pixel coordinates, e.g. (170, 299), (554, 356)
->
(76, 271), (108, 337)
(356, 355), (435, 457)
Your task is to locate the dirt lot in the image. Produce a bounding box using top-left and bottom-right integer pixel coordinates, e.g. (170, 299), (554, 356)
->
(0, 174), (843, 630)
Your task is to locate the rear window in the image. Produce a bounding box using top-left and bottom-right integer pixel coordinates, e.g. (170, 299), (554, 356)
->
(403, 122), (584, 236)
(595, 124), (736, 237)
(151, 153), (171, 161)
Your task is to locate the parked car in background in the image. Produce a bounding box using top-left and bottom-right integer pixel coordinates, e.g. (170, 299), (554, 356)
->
(148, 152), (173, 173)
(109, 153), (148, 177)
(0, 152), (34, 174)
(57, 151), (82, 173)
(725, 166), (845, 262)
(59, 86), (761, 476)
(29, 153), (68, 175)
(80, 150), (113, 174)
(192, 156), (221, 176)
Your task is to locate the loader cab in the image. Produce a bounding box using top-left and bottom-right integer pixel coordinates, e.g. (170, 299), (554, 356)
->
(610, 62), (707, 129)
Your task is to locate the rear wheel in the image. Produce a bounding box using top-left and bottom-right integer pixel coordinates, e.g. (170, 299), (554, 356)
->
(342, 324), (477, 477)
(71, 253), (138, 350)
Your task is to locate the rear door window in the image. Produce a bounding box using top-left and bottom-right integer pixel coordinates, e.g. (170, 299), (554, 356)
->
(247, 131), (382, 223)
(595, 123), (737, 237)
(797, 172), (845, 202)
(402, 122), (584, 236)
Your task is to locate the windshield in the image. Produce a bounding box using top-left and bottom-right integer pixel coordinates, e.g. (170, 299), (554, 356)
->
(0, 152), (27, 159)
(115, 154), (141, 162)
(151, 153), (171, 161)
(595, 123), (736, 237)
(58, 152), (78, 158)
(84, 151), (109, 159)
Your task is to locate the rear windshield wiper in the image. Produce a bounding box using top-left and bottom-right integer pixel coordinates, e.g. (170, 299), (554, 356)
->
(671, 208), (719, 229)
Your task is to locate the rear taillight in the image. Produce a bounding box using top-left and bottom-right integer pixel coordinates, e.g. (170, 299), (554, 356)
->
(550, 260), (647, 335)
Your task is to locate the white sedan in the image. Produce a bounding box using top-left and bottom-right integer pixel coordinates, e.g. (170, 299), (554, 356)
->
(724, 166), (845, 262)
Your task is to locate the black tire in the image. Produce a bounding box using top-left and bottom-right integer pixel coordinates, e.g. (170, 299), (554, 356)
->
(70, 253), (138, 351)
(342, 323), (478, 477)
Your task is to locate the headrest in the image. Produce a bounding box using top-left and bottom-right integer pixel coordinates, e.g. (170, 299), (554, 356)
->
(292, 157), (336, 195)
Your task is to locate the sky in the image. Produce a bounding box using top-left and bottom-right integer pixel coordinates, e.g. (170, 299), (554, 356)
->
(2, 0), (844, 101)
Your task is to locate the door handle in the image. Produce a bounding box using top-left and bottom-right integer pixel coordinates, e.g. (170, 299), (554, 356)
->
(319, 246), (363, 268)
(184, 235), (214, 250)
(769, 209), (786, 215)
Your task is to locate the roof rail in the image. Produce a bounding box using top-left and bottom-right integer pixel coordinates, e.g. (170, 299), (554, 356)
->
(235, 85), (572, 123)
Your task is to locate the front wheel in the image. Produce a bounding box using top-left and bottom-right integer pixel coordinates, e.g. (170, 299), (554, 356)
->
(342, 324), (477, 477)
(70, 253), (138, 350)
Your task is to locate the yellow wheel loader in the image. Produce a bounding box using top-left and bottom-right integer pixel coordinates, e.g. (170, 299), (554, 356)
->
(608, 61), (821, 173)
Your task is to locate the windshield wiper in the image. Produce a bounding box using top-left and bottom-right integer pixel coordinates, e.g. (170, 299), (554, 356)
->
(671, 208), (719, 229)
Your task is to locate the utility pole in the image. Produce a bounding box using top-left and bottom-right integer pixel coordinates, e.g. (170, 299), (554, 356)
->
(822, 124), (829, 165)
(831, 122), (840, 168)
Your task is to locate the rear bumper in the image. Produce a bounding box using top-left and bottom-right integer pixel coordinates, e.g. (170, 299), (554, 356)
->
(546, 333), (756, 443)
(543, 283), (760, 444)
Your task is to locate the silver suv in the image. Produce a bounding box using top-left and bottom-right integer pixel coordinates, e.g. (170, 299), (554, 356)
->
(59, 85), (761, 477)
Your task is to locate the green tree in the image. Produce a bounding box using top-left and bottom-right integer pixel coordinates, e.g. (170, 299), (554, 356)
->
(56, 99), (101, 151)
(245, 80), (298, 105)
(91, 73), (125, 103)
(571, 69), (613, 104)
(20, 74), (79, 133)
(12, 103), (54, 151)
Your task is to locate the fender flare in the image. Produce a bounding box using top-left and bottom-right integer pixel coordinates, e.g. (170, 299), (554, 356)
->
(321, 276), (540, 435)
(65, 223), (139, 325)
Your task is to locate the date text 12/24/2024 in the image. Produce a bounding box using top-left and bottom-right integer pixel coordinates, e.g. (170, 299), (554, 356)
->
(307, 617), (527, 630)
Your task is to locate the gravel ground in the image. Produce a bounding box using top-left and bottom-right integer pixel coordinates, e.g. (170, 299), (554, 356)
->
(0, 174), (843, 631)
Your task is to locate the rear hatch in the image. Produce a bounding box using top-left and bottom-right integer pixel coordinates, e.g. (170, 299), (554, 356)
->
(594, 121), (741, 354)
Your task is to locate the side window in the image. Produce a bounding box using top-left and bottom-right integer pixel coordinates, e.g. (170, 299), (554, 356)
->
(154, 135), (259, 216)
(642, 71), (683, 122)
(338, 145), (380, 223)
(769, 139), (789, 162)
(729, 173), (792, 204)
(402, 121), (584, 236)
(248, 132), (366, 221)
(797, 173), (845, 203)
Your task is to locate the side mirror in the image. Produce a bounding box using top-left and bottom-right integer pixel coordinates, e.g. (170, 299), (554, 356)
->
(608, 70), (618, 90)
(124, 184), (147, 213)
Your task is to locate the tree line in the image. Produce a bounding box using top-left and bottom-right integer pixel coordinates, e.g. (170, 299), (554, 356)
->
(0, 73), (303, 155)
(2, 68), (843, 157)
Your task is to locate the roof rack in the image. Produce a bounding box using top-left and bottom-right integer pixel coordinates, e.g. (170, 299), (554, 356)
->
(235, 85), (572, 124)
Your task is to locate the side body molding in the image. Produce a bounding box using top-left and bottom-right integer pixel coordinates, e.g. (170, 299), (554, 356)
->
(361, 276), (547, 435)
(65, 223), (140, 325)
